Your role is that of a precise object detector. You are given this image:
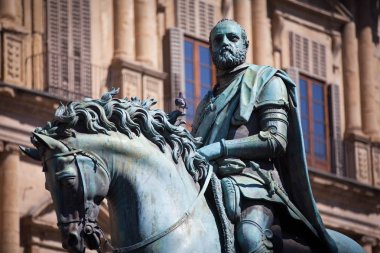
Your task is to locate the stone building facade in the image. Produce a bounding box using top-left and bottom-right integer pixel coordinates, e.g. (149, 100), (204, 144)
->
(0, 0), (379, 252)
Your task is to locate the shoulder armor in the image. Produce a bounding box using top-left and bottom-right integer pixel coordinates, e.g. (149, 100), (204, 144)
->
(256, 76), (289, 109)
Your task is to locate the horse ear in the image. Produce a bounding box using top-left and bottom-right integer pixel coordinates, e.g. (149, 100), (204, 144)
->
(32, 133), (68, 152)
(19, 146), (41, 161)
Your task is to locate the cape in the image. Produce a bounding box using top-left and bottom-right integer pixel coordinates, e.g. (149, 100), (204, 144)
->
(193, 64), (337, 252)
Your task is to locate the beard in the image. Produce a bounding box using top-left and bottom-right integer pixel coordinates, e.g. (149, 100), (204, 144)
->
(212, 46), (247, 71)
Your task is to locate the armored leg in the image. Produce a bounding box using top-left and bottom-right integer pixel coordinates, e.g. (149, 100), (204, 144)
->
(236, 205), (274, 253)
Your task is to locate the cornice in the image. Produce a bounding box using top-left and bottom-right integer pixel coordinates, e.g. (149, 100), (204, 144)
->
(278, 0), (350, 23)
(310, 168), (380, 211)
(112, 59), (168, 80)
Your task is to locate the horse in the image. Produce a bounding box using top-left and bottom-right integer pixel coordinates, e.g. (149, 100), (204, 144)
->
(21, 89), (365, 253)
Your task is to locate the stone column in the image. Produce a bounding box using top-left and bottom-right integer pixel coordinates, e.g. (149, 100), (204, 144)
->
(233, 0), (253, 63)
(0, 143), (20, 253)
(272, 11), (284, 69)
(0, 0), (19, 22)
(135, 0), (158, 67)
(358, 0), (379, 140)
(342, 21), (363, 136)
(222, 0), (234, 19)
(251, 0), (273, 65)
(32, 0), (44, 91)
(113, 0), (135, 61)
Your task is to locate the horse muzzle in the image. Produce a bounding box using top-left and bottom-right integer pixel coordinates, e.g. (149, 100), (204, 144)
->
(63, 230), (86, 253)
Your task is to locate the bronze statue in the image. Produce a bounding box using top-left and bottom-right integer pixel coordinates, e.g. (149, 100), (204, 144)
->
(192, 19), (363, 253)
(20, 19), (364, 253)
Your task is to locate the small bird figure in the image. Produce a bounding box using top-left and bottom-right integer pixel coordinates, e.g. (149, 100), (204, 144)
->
(175, 92), (187, 110)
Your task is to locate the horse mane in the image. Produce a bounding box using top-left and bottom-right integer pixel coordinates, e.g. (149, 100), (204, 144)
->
(34, 88), (208, 181)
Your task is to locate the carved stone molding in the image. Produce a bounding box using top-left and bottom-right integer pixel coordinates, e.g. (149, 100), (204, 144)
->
(361, 235), (378, 246)
(4, 143), (19, 153)
(0, 141), (19, 154)
(371, 143), (380, 188)
(122, 68), (142, 98)
(143, 76), (164, 109)
(361, 236), (378, 252)
(3, 33), (23, 85)
(344, 133), (372, 184)
(110, 59), (166, 108)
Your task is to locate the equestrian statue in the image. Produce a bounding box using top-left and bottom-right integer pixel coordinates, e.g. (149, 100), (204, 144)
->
(20, 19), (364, 253)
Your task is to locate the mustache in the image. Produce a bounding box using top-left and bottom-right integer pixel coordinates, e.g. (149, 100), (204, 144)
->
(219, 46), (233, 53)
(212, 46), (247, 70)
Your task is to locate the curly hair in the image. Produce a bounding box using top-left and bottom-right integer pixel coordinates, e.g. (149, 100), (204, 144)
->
(34, 88), (208, 181)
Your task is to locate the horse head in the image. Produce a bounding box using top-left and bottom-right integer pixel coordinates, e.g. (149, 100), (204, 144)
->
(21, 133), (110, 253)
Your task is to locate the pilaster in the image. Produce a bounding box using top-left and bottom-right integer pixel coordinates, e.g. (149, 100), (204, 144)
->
(0, 142), (20, 253)
(233, 0), (253, 63)
(135, 0), (158, 67)
(109, 59), (166, 109)
(342, 21), (363, 136)
(358, 0), (379, 140)
(251, 0), (273, 65)
(113, 0), (135, 61)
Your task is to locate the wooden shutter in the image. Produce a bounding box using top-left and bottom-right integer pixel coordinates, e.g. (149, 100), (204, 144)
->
(289, 31), (327, 80)
(328, 83), (344, 176)
(75, 0), (91, 98)
(46, 0), (91, 99)
(163, 28), (185, 111)
(199, 1), (207, 38)
(177, 0), (187, 31)
(198, 1), (215, 38)
(176, 0), (215, 40)
(177, 0), (196, 35)
(47, 0), (68, 97)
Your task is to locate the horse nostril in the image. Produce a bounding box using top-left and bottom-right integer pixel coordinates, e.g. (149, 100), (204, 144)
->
(68, 232), (79, 246)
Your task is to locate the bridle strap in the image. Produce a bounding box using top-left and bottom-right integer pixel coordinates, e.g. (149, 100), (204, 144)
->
(112, 164), (213, 253)
(48, 144), (214, 253)
(50, 145), (108, 230)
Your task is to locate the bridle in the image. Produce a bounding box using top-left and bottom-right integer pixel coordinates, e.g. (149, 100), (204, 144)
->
(44, 145), (111, 252)
(44, 144), (213, 253)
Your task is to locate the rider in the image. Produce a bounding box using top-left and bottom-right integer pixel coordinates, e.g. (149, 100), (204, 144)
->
(192, 19), (337, 253)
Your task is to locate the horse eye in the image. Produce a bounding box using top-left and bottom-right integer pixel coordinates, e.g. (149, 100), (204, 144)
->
(61, 178), (76, 188)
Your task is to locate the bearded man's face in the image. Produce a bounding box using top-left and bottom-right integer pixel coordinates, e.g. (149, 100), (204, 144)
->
(210, 21), (247, 70)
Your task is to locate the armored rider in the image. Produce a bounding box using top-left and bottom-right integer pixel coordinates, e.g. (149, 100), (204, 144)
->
(192, 19), (337, 253)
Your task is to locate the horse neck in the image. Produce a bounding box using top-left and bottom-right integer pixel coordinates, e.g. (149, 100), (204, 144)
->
(69, 132), (200, 247)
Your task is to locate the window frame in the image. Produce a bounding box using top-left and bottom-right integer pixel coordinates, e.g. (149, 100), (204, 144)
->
(299, 74), (331, 171)
(184, 36), (216, 125)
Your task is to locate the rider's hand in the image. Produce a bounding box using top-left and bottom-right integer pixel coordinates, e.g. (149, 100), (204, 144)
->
(216, 158), (246, 176)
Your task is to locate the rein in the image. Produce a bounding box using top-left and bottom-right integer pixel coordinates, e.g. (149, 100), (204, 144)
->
(47, 146), (213, 253)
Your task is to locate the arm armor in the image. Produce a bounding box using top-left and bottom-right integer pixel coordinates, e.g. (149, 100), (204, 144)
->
(222, 106), (288, 160)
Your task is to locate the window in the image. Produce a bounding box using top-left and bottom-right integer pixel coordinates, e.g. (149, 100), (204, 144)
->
(299, 75), (330, 171)
(184, 38), (214, 123)
(46, 0), (92, 99)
